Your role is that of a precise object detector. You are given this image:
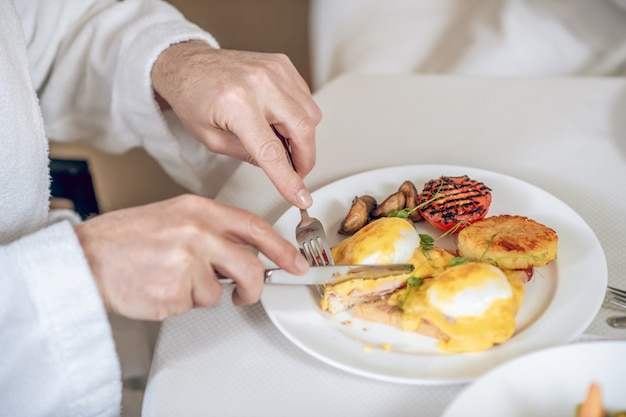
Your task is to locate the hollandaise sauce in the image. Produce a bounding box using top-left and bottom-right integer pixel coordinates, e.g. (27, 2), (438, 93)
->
(331, 217), (419, 265)
(390, 262), (523, 353)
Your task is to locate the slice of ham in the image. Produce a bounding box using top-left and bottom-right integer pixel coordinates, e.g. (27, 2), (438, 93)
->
(320, 276), (408, 315)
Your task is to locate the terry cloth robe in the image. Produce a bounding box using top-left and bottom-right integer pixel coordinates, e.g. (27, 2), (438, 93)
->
(0, 1), (236, 415)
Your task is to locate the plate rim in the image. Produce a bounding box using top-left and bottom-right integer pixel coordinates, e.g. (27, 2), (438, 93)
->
(261, 164), (608, 385)
(441, 340), (626, 416)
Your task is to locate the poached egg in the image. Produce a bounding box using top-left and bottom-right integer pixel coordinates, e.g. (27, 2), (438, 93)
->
(389, 262), (524, 353)
(331, 217), (419, 265)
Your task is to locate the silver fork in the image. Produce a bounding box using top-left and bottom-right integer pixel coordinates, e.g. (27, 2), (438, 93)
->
(295, 208), (335, 266)
(605, 286), (626, 329)
(606, 286), (626, 310)
(273, 126), (334, 266)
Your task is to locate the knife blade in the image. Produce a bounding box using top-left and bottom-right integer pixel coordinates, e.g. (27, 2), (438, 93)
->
(218, 263), (414, 286)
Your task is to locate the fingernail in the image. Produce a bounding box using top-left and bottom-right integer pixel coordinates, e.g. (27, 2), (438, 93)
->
(296, 188), (312, 208)
(295, 253), (309, 273)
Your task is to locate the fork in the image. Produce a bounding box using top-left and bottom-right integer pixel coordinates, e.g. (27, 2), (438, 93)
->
(606, 286), (626, 310)
(605, 286), (626, 329)
(273, 126), (335, 266)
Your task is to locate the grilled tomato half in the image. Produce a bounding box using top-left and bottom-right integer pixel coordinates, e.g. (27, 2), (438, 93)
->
(418, 175), (492, 232)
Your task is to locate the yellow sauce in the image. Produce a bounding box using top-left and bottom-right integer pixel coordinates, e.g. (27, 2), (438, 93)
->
(389, 262), (523, 353)
(331, 217), (417, 264)
(327, 217), (527, 354)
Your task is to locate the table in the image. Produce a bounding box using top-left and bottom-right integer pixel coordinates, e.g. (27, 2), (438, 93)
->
(143, 74), (626, 416)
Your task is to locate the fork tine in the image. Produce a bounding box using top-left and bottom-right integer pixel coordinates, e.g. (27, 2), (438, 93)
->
(607, 288), (626, 303)
(606, 286), (626, 310)
(608, 286), (626, 298)
(300, 247), (314, 266)
(300, 240), (331, 297)
(309, 243), (323, 267)
(295, 209), (334, 266)
(301, 242), (319, 266)
(302, 239), (330, 267)
(311, 238), (330, 266)
(317, 237), (334, 266)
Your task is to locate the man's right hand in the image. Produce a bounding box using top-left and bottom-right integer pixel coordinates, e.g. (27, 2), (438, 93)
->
(151, 43), (322, 210)
(74, 194), (309, 321)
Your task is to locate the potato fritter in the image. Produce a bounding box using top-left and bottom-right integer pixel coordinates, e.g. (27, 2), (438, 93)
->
(457, 215), (558, 269)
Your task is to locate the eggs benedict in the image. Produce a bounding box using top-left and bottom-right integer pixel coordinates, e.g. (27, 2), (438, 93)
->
(331, 217), (419, 265)
(322, 217), (420, 315)
(321, 203), (557, 354)
(358, 262), (524, 353)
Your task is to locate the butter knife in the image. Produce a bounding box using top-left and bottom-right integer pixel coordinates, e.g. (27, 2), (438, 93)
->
(218, 263), (414, 286)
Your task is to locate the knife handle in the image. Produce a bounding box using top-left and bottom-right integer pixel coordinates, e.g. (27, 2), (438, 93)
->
(217, 269), (276, 285)
(607, 316), (626, 329)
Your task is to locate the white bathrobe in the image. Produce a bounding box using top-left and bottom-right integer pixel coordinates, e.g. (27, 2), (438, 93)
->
(0, 1), (237, 415)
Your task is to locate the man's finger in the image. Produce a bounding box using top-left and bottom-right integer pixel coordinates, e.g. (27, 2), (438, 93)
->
(233, 119), (313, 208)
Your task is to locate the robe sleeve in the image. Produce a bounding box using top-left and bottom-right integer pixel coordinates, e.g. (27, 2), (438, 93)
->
(26, 0), (239, 197)
(0, 221), (121, 417)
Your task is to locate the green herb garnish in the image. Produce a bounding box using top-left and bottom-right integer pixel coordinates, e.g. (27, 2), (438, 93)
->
(397, 276), (424, 309)
(419, 234), (434, 250)
(387, 179), (445, 219)
(479, 233), (497, 262)
(449, 256), (470, 266)
(407, 276), (423, 288)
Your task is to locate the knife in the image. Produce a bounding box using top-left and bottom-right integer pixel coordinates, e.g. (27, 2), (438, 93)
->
(607, 316), (626, 329)
(218, 263), (414, 286)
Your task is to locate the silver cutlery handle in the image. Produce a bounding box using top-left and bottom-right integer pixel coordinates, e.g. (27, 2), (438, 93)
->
(607, 316), (626, 329)
(217, 269), (276, 285)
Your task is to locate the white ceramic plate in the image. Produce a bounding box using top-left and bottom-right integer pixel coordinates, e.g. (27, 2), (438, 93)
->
(260, 165), (607, 384)
(441, 340), (626, 416)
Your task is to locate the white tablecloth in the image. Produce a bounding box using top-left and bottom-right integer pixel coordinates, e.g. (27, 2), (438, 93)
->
(143, 74), (626, 417)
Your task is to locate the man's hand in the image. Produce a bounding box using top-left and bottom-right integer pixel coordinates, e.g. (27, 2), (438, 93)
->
(151, 42), (322, 209)
(74, 195), (309, 321)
